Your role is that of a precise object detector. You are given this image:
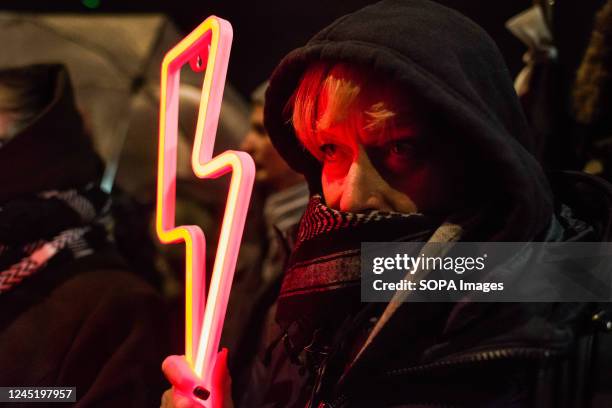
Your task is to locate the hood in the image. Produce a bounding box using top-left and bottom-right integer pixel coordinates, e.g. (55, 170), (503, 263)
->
(0, 64), (103, 202)
(264, 0), (553, 241)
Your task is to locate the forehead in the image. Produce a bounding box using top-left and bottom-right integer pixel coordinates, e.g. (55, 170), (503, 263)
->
(319, 117), (419, 147)
(316, 94), (421, 146)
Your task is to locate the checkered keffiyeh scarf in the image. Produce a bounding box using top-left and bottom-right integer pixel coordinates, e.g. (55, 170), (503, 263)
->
(275, 195), (444, 354)
(0, 185), (112, 294)
(278, 196), (442, 299)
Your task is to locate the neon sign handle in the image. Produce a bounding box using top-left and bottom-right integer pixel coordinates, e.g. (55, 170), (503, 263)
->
(156, 15), (255, 402)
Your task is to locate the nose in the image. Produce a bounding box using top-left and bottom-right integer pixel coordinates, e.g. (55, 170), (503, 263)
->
(339, 149), (394, 212)
(239, 131), (256, 154)
(338, 148), (417, 214)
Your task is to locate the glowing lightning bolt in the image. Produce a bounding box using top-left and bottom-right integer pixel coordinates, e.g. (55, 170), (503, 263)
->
(156, 15), (255, 394)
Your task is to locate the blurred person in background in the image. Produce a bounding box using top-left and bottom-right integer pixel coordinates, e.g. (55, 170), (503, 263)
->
(240, 82), (308, 284)
(508, 0), (612, 177)
(0, 63), (169, 407)
(572, 0), (612, 179)
(224, 82), (309, 400)
(506, 0), (576, 171)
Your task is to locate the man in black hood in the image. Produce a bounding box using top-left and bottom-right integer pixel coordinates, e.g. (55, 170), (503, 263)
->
(163, 1), (612, 407)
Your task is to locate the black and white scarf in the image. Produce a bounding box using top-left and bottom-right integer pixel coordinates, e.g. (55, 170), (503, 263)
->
(0, 184), (112, 294)
(275, 195), (446, 361)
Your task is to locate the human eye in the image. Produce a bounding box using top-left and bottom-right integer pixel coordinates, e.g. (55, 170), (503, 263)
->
(252, 123), (267, 136)
(380, 138), (423, 173)
(388, 139), (416, 157)
(319, 143), (339, 161)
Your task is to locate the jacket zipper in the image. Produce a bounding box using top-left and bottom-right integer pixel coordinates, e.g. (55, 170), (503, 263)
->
(322, 347), (557, 407)
(384, 346), (557, 377)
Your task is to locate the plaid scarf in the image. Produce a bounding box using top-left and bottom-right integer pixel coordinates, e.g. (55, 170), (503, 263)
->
(275, 196), (445, 362)
(0, 185), (112, 294)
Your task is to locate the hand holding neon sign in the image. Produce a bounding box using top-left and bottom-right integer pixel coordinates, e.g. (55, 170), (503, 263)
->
(157, 16), (255, 407)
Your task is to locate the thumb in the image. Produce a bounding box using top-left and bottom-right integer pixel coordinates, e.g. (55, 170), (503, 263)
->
(162, 355), (210, 407)
(162, 355), (205, 392)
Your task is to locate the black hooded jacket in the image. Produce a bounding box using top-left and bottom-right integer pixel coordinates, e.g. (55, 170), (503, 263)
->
(0, 65), (169, 407)
(257, 1), (612, 407)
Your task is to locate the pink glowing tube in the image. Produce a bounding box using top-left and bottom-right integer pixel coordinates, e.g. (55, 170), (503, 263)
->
(156, 15), (255, 404)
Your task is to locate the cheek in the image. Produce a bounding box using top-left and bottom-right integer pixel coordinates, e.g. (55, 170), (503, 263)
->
(321, 163), (349, 206)
(320, 149), (353, 185)
(247, 139), (264, 158)
(260, 140), (276, 158)
(392, 162), (457, 213)
(389, 167), (430, 205)
(321, 158), (351, 180)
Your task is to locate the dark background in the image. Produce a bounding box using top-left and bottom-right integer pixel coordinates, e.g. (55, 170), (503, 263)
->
(1, 0), (604, 98)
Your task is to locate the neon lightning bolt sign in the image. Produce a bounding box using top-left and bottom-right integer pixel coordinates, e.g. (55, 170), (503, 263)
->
(156, 15), (255, 391)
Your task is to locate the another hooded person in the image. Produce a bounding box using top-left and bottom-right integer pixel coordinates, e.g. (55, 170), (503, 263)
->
(162, 1), (612, 407)
(0, 64), (170, 407)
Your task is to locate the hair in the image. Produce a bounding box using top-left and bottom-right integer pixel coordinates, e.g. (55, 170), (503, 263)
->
(285, 62), (416, 160)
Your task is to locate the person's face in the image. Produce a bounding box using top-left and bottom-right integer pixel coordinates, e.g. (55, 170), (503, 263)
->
(240, 105), (301, 190)
(300, 89), (465, 215)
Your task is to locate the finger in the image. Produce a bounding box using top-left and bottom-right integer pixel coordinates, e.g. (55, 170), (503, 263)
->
(213, 348), (230, 389)
(162, 355), (206, 392)
(161, 389), (172, 408)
